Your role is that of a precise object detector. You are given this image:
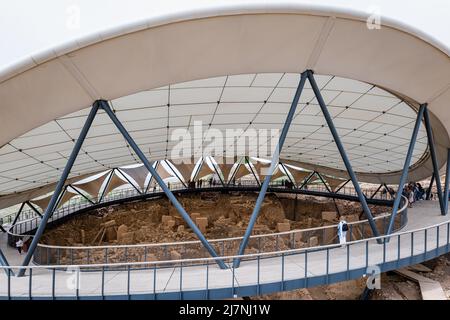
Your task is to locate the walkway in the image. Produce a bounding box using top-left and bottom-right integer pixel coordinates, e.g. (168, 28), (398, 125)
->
(0, 200), (448, 299)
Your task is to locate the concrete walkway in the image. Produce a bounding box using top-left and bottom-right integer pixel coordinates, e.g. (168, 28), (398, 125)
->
(0, 200), (449, 299)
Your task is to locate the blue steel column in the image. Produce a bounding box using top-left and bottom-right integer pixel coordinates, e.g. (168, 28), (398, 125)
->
(233, 72), (307, 268)
(386, 104), (426, 235)
(0, 248), (9, 270)
(426, 174), (434, 200)
(99, 100), (226, 269)
(423, 106), (445, 215)
(444, 149), (450, 214)
(11, 202), (26, 226)
(307, 70), (381, 239)
(18, 103), (100, 276)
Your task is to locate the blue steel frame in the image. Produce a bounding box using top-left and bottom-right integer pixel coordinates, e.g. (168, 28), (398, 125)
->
(385, 104), (426, 235)
(444, 148), (450, 214)
(165, 160), (189, 188)
(307, 70), (381, 240)
(26, 201), (43, 218)
(116, 168), (143, 194)
(233, 72), (308, 267)
(426, 174), (434, 200)
(98, 100), (226, 269)
(424, 106), (445, 215)
(386, 104), (447, 236)
(246, 156), (261, 187)
(99, 169), (115, 203)
(18, 103), (101, 276)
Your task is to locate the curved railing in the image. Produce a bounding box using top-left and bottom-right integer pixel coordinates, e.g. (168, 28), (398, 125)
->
(0, 210), (447, 300)
(1, 180), (393, 227)
(31, 196), (408, 266)
(4, 181), (393, 241)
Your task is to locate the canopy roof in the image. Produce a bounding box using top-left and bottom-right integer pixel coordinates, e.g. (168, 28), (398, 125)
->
(0, 3), (449, 204)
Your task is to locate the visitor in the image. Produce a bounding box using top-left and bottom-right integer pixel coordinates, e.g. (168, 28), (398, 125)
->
(337, 217), (348, 247)
(417, 183), (425, 200)
(16, 237), (24, 255)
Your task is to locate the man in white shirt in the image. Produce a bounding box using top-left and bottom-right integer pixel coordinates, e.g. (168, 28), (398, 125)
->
(15, 238), (24, 255)
(337, 218), (348, 247)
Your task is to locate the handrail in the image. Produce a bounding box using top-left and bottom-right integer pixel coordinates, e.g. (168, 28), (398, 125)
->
(1, 209), (446, 270)
(36, 197), (406, 251)
(5, 182), (392, 238)
(28, 195), (407, 267)
(1, 182), (392, 226)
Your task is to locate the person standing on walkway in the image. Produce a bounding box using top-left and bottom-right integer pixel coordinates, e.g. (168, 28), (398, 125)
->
(337, 217), (348, 247)
(16, 237), (24, 255)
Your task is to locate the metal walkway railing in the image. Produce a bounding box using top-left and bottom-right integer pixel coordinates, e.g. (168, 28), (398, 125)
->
(0, 208), (446, 300)
(32, 197), (407, 266)
(4, 181), (393, 243)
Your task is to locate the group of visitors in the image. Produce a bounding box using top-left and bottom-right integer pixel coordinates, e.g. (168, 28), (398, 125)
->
(403, 182), (426, 207)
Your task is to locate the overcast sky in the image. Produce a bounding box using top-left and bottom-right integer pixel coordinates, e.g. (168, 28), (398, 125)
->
(0, 0), (448, 71)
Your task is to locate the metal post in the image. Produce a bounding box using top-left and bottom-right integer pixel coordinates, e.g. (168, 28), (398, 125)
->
(227, 157), (242, 186)
(233, 72), (307, 268)
(165, 160), (188, 188)
(209, 157), (225, 187)
(335, 179), (351, 193)
(386, 104), (426, 235)
(426, 174), (434, 200)
(316, 172), (331, 193)
(443, 149), (450, 214)
(116, 168), (142, 194)
(99, 100), (226, 269)
(11, 202), (25, 226)
(26, 201), (43, 218)
(298, 171), (315, 190)
(423, 106), (445, 214)
(145, 161), (157, 194)
(280, 162), (295, 187)
(69, 186), (95, 204)
(307, 70), (380, 239)
(370, 184), (383, 199)
(18, 103), (99, 276)
(99, 169), (115, 203)
(246, 156), (261, 187)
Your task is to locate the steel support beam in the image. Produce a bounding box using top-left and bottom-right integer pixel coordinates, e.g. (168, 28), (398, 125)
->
(336, 179), (351, 193)
(280, 162), (295, 187)
(246, 156), (261, 187)
(11, 202), (26, 226)
(316, 172), (332, 193)
(0, 249), (9, 267)
(69, 186), (95, 205)
(233, 72), (307, 268)
(423, 106), (445, 215)
(316, 172), (341, 216)
(145, 161), (158, 194)
(210, 158), (226, 187)
(383, 183), (395, 199)
(307, 70), (381, 239)
(386, 104), (426, 235)
(116, 168), (143, 194)
(227, 157), (242, 186)
(99, 100), (226, 269)
(165, 160), (188, 188)
(370, 184), (383, 199)
(299, 171), (315, 190)
(444, 149), (450, 214)
(18, 103), (100, 276)
(99, 169), (115, 203)
(426, 174), (434, 200)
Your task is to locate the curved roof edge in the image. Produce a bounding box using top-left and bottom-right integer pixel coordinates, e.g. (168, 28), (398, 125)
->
(1, 3), (448, 84)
